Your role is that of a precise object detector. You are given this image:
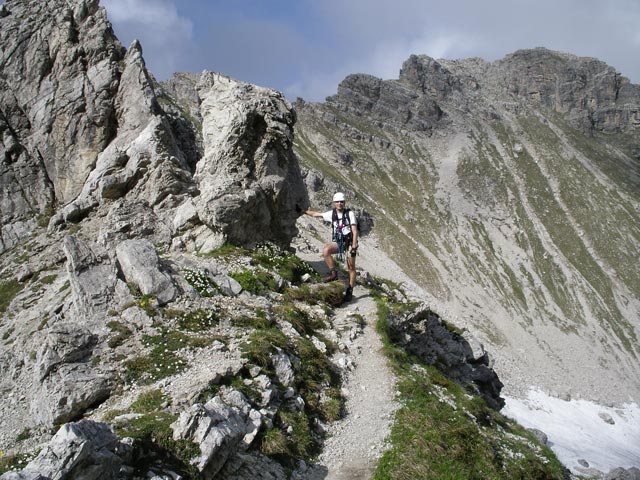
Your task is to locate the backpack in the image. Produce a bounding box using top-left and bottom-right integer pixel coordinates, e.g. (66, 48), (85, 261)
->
(332, 208), (359, 260)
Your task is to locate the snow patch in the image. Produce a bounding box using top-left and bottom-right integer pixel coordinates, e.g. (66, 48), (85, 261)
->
(503, 389), (640, 473)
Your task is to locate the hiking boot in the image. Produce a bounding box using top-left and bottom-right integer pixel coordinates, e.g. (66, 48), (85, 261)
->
(344, 286), (353, 302)
(323, 270), (338, 282)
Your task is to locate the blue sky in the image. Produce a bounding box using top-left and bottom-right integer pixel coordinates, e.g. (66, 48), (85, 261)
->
(69, 1), (640, 101)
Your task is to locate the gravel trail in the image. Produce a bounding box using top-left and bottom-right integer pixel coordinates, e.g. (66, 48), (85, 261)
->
(302, 285), (399, 480)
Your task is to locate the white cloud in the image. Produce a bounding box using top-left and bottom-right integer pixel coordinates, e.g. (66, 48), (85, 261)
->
(101, 0), (193, 79)
(99, 0), (639, 100)
(368, 31), (484, 79)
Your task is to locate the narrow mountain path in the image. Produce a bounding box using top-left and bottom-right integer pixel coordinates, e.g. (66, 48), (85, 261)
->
(302, 285), (399, 480)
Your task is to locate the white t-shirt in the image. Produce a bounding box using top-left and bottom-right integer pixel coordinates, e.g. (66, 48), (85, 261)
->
(322, 208), (357, 236)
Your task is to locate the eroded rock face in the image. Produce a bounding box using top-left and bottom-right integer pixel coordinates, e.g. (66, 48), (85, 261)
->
(30, 364), (112, 426)
(0, 0), (123, 249)
(0, 420), (129, 480)
(63, 235), (117, 317)
(172, 388), (263, 479)
(328, 73), (444, 132)
(193, 73), (308, 249)
(485, 48), (640, 133)
(388, 305), (505, 410)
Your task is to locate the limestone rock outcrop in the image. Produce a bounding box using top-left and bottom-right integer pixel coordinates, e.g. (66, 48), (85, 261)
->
(328, 73), (444, 132)
(319, 48), (640, 137)
(1, 0), (307, 254)
(192, 73), (308, 248)
(0, 0), (123, 251)
(0, 420), (129, 480)
(115, 239), (176, 306)
(0, 0), (308, 452)
(172, 388), (263, 478)
(487, 48), (640, 133)
(388, 305), (504, 410)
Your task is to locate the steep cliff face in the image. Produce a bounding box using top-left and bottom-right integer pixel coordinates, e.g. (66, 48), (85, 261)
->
(0, 0), (307, 253)
(0, 0), (309, 472)
(294, 48), (640, 405)
(0, 0), (122, 251)
(487, 49), (640, 133)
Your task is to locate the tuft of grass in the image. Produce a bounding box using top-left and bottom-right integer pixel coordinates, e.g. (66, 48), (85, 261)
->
(131, 388), (166, 413)
(274, 303), (324, 336)
(294, 337), (340, 416)
(123, 351), (187, 385)
(113, 411), (200, 478)
(284, 282), (345, 307)
(231, 309), (274, 330)
(251, 242), (317, 284)
(319, 387), (343, 422)
(260, 428), (289, 456)
(166, 308), (220, 332)
(239, 328), (289, 371)
(230, 268), (280, 295)
(2, 327), (15, 341)
(0, 452), (39, 475)
(15, 428), (31, 442)
(277, 409), (315, 459)
(199, 242), (247, 259)
(0, 280), (24, 314)
(58, 280), (70, 293)
(107, 320), (133, 348)
(38, 274), (57, 286)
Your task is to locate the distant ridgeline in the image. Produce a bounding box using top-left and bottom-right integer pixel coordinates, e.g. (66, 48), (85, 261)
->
(293, 47), (640, 406)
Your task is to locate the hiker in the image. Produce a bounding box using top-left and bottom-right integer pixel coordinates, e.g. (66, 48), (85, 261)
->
(303, 192), (358, 301)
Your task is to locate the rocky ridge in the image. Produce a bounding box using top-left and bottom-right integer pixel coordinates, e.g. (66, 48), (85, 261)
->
(1, 0), (638, 478)
(0, 0), (531, 479)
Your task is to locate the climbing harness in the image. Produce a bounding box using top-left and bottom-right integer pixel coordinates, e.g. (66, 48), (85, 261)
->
(332, 208), (354, 262)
